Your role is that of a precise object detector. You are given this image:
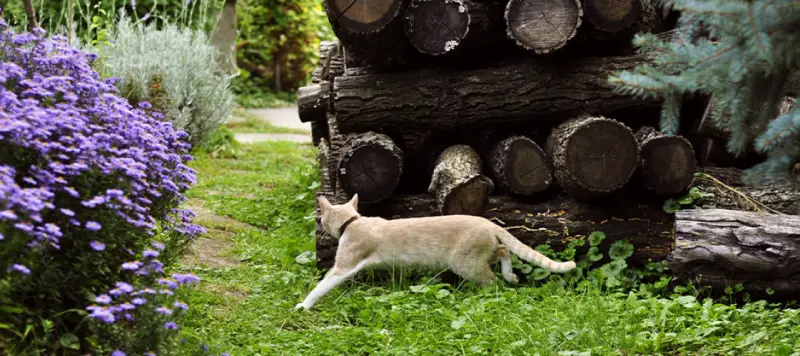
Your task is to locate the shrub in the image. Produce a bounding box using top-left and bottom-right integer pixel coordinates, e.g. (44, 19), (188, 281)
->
(235, 0), (334, 93)
(0, 21), (205, 354)
(89, 13), (236, 148)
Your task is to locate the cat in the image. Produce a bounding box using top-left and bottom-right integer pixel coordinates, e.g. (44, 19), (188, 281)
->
(295, 194), (577, 310)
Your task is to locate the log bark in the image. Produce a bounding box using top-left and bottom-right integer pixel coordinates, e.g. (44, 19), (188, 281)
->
(404, 0), (505, 56)
(428, 144), (494, 215)
(694, 167), (800, 215)
(635, 126), (697, 195)
(668, 208), (800, 300)
(504, 0), (583, 54)
(297, 84), (327, 124)
(315, 191), (675, 269)
(317, 139), (333, 192)
(337, 132), (404, 204)
(488, 135), (553, 196)
(546, 116), (639, 200)
(324, 0), (413, 71)
(332, 54), (659, 133)
(327, 114), (348, 194)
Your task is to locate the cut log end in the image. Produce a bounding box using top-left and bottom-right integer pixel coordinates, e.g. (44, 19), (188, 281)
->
(504, 0), (583, 54)
(329, 0), (404, 33)
(547, 116), (639, 199)
(490, 135), (553, 196)
(429, 144), (494, 216)
(404, 0), (470, 55)
(584, 0), (641, 32)
(337, 132), (404, 204)
(636, 126), (697, 195)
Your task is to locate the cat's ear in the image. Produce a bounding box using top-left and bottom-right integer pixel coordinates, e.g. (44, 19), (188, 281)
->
(318, 195), (332, 212)
(348, 194), (359, 210)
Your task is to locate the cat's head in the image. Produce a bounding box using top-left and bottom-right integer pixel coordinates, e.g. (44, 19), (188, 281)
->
(318, 194), (360, 239)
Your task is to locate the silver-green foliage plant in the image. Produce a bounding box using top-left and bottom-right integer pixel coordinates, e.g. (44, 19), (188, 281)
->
(91, 12), (236, 148)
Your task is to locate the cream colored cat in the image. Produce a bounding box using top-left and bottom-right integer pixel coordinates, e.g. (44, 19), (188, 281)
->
(295, 194), (577, 310)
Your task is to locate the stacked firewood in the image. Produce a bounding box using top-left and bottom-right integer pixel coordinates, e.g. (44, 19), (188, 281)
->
(297, 0), (800, 300)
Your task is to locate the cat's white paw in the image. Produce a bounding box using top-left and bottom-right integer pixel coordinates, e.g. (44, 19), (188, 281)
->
(505, 273), (519, 284)
(294, 302), (312, 311)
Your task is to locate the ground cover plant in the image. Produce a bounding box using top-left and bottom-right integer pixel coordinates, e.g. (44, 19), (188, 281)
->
(176, 139), (800, 355)
(0, 20), (222, 354)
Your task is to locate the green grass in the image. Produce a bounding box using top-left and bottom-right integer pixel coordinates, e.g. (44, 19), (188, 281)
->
(174, 141), (800, 355)
(226, 108), (309, 135)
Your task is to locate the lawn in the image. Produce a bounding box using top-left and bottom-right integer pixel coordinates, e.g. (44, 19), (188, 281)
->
(172, 140), (800, 355)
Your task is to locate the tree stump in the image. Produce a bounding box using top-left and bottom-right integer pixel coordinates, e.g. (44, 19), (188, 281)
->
(297, 84), (326, 123)
(669, 208), (800, 300)
(488, 135), (553, 196)
(504, 0), (583, 54)
(404, 0), (503, 56)
(635, 126), (697, 195)
(337, 132), (404, 204)
(545, 116), (639, 200)
(428, 144), (494, 215)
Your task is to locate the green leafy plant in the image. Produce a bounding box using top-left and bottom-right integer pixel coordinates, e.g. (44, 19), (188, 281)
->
(663, 186), (715, 213)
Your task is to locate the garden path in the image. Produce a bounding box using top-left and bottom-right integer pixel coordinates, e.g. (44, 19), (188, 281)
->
(229, 106), (312, 143)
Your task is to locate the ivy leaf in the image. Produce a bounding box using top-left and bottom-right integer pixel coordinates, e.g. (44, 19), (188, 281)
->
(588, 231), (606, 246)
(532, 268), (551, 280)
(294, 251), (316, 265)
(588, 247), (603, 262)
(663, 198), (680, 213)
(409, 285), (430, 293)
(450, 317), (466, 330)
(601, 259), (627, 277)
(609, 240), (634, 261)
(677, 194), (695, 205)
(519, 264), (533, 275)
(59, 333), (80, 350)
(436, 289), (451, 299)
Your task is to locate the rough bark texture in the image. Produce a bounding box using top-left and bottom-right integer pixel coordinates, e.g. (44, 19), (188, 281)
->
(324, 0), (413, 71)
(404, 0), (504, 56)
(635, 126), (697, 195)
(318, 139), (333, 192)
(546, 116), (639, 200)
(310, 119), (328, 146)
(488, 135), (553, 196)
(297, 84), (327, 123)
(668, 208), (800, 300)
(209, 0), (239, 76)
(327, 114), (349, 194)
(332, 54), (659, 133)
(315, 191), (675, 269)
(428, 144), (494, 215)
(694, 167), (800, 215)
(337, 132), (405, 204)
(504, 0), (583, 54)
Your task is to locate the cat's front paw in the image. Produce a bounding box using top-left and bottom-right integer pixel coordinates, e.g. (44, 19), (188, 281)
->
(504, 273), (519, 284)
(294, 302), (311, 311)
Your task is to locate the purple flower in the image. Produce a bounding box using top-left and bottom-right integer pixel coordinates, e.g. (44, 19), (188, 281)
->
(0, 233), (4, 240)
(0, 210), (18, 220)
(152, 241), (165, 250)
(122, 261), (142, 270)
(95, 294), (112, 304)
(142, 249), (159, 258)
(112, 351), (126, 356)
(9, 264), (31, 275)
(89, 240), (105, 251)
(163, 321), (178, 330)
(132, 297), (146, 305)
(115, 282), (134, 293)
(156, 306), (173, 315)
(85, 221), (101, 231)
(144, 353), (156, 356)
(173, 301), (188, 310)
(119, 302), (135, 310)
(173, 273), (200, 285)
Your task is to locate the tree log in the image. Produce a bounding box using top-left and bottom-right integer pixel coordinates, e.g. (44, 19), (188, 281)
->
(332, 54), (659, 133)
(310, 119), (328, 146)
(297, 84), (327, 124)
(337, 132), (404, 204)
(428, 144), (494, 215)
(668, 208), (800, 300)
(546, 116), (639, 200)
(694, 167), (800, 215)
(504, 0), (583, 54)
(327, 114), (348, 194)
(488, 135), (553, 196)
(582, 0), (659, 37)
(635, 126), (697, 195)
(404, 0), (505, 56)
(315, 191), (675, 269)
(317, 139), (333, 192)
(324, 0), (412, 70)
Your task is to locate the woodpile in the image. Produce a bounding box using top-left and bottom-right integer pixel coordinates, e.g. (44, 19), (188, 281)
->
(297, 0), (800, 300)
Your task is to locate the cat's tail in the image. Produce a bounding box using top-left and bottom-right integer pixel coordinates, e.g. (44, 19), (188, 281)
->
(493, 227), (576, 273)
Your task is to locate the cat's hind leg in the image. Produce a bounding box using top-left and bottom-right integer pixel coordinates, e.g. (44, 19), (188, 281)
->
(295, 257), (373, 310)
(496, 245), (518, 283)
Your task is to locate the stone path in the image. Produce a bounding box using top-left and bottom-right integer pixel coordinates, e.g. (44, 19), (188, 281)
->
(230, 106), (313, 144)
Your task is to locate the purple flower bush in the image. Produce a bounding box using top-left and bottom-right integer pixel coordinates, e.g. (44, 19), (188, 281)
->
(0, 20), (208, 354)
